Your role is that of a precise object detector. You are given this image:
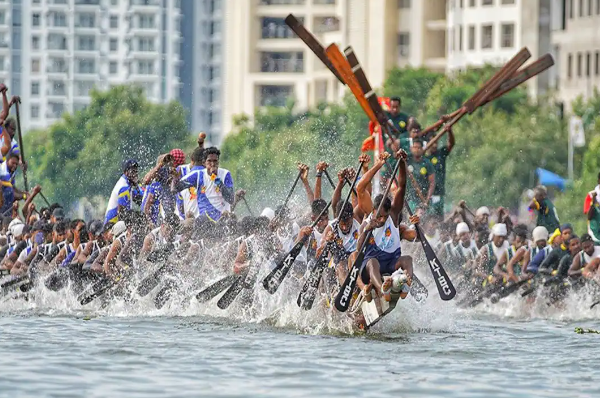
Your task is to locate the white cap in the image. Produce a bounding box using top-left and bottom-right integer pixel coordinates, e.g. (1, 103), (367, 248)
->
(8, 218), (23, 229)
(532, 226), (549, 242)
(260, 207), (275, 221)
(476, 206), (490, 217)
(111, 221), (126, 237)
(456, 222), (470, 235)
(492, 223), (507, 237)
(11, 223), (25, 238)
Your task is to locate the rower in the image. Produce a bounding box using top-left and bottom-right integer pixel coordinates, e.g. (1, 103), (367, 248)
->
(493, 225), (529, 282)
(569, 234), (600, 278)
(508, 226), (549, 281)
(175, 147), (204, 220)
(104, 160), (140, 225)
(355, 150), (413, 303)
(473, 223), (509, 287)
(452, 222), (479, 274)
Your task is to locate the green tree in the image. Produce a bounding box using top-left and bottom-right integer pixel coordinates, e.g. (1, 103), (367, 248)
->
(23, 85), (194, 212)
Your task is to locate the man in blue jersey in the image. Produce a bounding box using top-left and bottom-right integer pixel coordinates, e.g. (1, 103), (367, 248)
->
(175, 147), (205, 220)
(174, 147), (233, 222)
(0, 153), (21, 214)
(104, 159), (139, 225)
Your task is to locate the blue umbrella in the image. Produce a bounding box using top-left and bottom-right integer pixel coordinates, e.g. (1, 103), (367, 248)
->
(536, 168), (568, 191)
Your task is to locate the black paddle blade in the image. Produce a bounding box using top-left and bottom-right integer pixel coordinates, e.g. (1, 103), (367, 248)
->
(80, 279), (115, 305)
(0, 274), (28, 289)
(217, 276), (244, 310)
(195, 274), (238, 303)
(136, 263), (169, 297)
(297, 255), (329, 310)
(154, 280), (178, 309)
(334, 249), (366, 312)
(262, 240), (305, 295)
(415, 226), (456, 301)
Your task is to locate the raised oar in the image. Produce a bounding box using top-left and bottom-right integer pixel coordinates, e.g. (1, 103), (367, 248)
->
(13, 99), (28, 192)
(334, 157), (402, 312)
(39, 192), (51, 207)
(297, 159), (365, 310)
(263, 198), (334, 295)
(323, 170), (336, 190)
(275, 170), (302, 220)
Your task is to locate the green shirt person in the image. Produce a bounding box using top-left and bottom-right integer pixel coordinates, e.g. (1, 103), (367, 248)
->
(528, 185), (560, 233)
(425, 127), (455, 217)
(382, 96), (410, 180)
(407, 139), (435, 212)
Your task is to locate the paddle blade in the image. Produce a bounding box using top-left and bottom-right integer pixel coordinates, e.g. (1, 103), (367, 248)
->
(409, 274), (428, 302)
(334, 249), (365, 312)
(217, 276), (244, 310)
(297, 254), (329, 310)
(415, 225), (456, 301)
(262, 240), (305, 294)
(195, 274), (238, 303)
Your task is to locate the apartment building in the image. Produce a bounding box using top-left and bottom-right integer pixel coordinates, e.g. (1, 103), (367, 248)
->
(179, 0), (223, 143)
(0, 0), (182, 133)
(551, 0), (600, 110)
(446, 0), (553, 97)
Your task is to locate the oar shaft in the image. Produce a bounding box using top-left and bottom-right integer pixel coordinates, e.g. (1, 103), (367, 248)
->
(39, 192), (51, 207)
(242, 197), (254, 217)
(323, 170), (336, 189)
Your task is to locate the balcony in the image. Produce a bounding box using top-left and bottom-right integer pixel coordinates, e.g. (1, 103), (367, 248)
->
(259, 0), (306, 4)
(313, 0), (336, 4)
(128, 0), (160, 13)
(261, 58), (304, 73)
(313, 17), (339, 33)
(75, 0), (100, 8)
(46, 65), (69, 78)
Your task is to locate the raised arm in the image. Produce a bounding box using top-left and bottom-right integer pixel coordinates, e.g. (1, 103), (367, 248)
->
(297, 163), (314, 205)
(447, 127), (455, 154)
(314, 161), (328, 200)
(356, 152), (390, 215)
(331, 169), (346, 218)
(390, 150), (408, 225)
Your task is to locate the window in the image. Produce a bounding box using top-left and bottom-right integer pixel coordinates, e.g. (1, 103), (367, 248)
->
(12, 31), (21, 50)
(459, 26), (463, 51)
(501, 0), (514, 3)
(31, 105), (39, 119)
(77, 59), (95, 74)
(398, 32), (410, 56)
(48, 34), (67, 50)
(31, 59), (40, 73)
(31, 36), (40, 50)
(580, 0), (583, 16)
(110, 38), (118, 52)
(111, 0), (118, 5)
(596, 51), (599, 75)
(110, 61), (118, 74)
(450, 28), (454, 51)
(49, 58), (66, 73)
(77, 35), (96, 51)
(597, 0), (600, 15)
(501, 23), (514, 48)
(137, 37), (154, 51)
(460, 0), (464, 7)
(0, 56), (4, 71)
(139, 14), (155, 28)
(137, 60), (154, 74)
(587, 52), (591, 76)
(577, 52), (582, 76)
(589, 0), (593, 14)
(32, 13), (40, 27)
(0, 11), (5, 24)
(481, 24), (493, 49)
(468, 25), (475, 50)
(12, 9), (21, 26)
(569, 0), (573, 18)
(398, 0), (411, 7)
(31, 82), (39, 95)
(110, 15), (118, 29)
(78, 13), (96, 28)
(469, 0), (475, 6)
(567, 53), (572, 78)
(53, 13), (67, 27)
(51, 81), (66, 95)
(75, 81), (94, 96)
(482, 0), (493, 4)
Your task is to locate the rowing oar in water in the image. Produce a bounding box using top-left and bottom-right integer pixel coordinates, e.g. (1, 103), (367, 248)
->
(262, 197), (334, 295)
(297, 159), (364, 310)
(197, 170), (304, 306)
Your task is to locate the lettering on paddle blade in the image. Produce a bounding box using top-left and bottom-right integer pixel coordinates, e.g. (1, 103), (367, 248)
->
(339, 265), (359, 307)
(266, 254), (294, 293)
(429, 258), (452, 296)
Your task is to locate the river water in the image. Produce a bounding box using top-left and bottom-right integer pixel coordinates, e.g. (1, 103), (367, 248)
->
(2, 286), (600, 398)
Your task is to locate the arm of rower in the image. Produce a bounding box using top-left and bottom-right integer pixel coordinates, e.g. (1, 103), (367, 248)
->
(357, 156), (388, 215)
(49, 247), (67, 268)
(143, 192), (155, 217)
(447, 128), (455, 154)
(331, 175), (344, 218)
(474, 246), (489, 278)
(91, 247), (109, 271)
(538, 249), (558, 273)
(233, 240), (249, 274)
(301, 174), (314, 205)
(568, 253), (583, 278)
(220, 172), (235, 205)
(142, 165), (161, 186)
(588, 205), (596, 221)
(493, 251), (509, 278)
(137, 234), (155, 261)
(583, 258), (600, 278)
(390, 157), (407, 225)
(314, 168), (323, 201)
(315, 225), (332, 259)
(426, 174), (436, 204)
(103, 240), (121, 275)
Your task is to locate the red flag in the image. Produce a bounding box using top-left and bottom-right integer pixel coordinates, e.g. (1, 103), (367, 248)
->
(584, 191), (594, 214)
(361, 136), (375, 152)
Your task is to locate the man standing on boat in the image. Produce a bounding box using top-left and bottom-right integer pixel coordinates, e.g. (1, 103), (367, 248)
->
(104, 160), (140, 225)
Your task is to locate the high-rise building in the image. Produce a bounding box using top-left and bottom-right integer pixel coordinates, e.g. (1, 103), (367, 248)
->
(179, 0), (224, 144)
(0, 0), (182, 133)
(221, 0), (449, 138)
(551, 0), (600, 111)
(446, 0), (553, 98)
